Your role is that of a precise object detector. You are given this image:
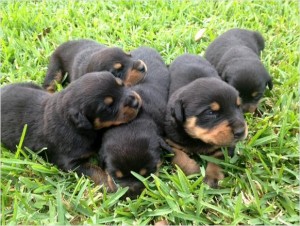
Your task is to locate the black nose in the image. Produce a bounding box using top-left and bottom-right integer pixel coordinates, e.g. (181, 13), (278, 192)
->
(137, 64), (145, 72)
(134, 60), (147, 73)
(124, 94), (139, 109)
(234, 128), (245, 139)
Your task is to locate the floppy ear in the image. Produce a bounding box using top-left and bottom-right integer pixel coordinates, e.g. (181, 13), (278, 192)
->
(267, 78), (273, 90)
(68, 108), (93, 130)
(159, 137), (173, 153)
(171, 99), (185, 123)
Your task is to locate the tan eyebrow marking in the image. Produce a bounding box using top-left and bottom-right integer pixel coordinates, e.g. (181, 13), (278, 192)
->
(113, 63), (122, 70)
(115, 170), (124, 178)
(236, 97), (241, 106)
(104, 96), (114, 106)
(210, 102), (220, 111)
(139, 168), (147, 176)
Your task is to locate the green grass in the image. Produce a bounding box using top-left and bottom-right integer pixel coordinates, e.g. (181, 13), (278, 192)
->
(1, 0), (299, 224)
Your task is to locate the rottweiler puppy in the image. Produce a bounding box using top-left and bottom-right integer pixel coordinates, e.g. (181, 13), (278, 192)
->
(98, 47), (171, 198)
(1, 72), (142, 191)
(165, 77), (247, 188)
(169, 53), (219, 95)
(43, 39), (147, 92)
(205, 28), (273, 112)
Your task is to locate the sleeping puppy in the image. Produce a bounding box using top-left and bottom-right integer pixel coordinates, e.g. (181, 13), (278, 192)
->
(98, 47), (171, 198)
(1, 72), (142, 191)
(205, 28), (273, 113)
(165, 77), (247, 188)
(43, 39), (147, 92)
(169, 53), (219, 95)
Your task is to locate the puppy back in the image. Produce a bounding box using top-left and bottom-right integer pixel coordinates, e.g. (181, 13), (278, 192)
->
(169, 53), (219, 96)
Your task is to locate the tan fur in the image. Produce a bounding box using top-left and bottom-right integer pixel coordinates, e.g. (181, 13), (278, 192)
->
(185, 117), (234, 146)
(113, 62), (122, 70)
(154, 220), (169, 226)
(251, 91), (258, 97)
(93, 91), (142, 129)
(125, 60), (147, 86)
(88, 163), (117, 192)
(115, 77), (123, 86)
(204, 162), (224, 187)
(46, 71), (63, 93)
(104, 96), (114, 106)
(237, 97), (241, 106)
(210, 102), (220, 111)
(115, 170), (124, 178)
(172, 148), (200, 175)
(139, 168), (147, 176)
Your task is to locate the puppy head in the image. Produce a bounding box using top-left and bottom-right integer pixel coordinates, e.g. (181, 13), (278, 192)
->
(222, 60), (273, 113)
(169, 77), (247, 147)
(99, 120), (169, 198)
(65, 72), (142, 130)
(88, 47), (147, 86)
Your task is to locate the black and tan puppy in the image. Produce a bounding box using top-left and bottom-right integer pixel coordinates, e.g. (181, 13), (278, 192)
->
(165, 77), (247, 188)
(205, 28), (273, 112)
(1, 72), (142, 191)
(43, 39), (147, 92)
(169, 53), (219, 95)
(98, 47), (171, 198)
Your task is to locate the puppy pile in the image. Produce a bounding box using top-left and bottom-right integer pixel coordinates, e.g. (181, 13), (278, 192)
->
(1, 28), (272, 198)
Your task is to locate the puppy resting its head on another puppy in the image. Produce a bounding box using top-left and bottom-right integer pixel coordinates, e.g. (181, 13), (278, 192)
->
(99, 47), (171, 198)
(1, 72), (142, 191)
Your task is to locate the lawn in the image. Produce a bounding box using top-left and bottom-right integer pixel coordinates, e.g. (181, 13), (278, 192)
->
(1, 0), (299, 225)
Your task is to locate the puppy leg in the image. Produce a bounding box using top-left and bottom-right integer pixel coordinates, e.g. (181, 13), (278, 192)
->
(172, 148), (200, 175)
(203, 151), (225, 188)
(76, 162), (117, 192)
(43, 56), (64, 93)
(166, 139), (186, 151)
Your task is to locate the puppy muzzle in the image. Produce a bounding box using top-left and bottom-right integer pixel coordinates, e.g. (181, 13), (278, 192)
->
(124, 60), (147, 86)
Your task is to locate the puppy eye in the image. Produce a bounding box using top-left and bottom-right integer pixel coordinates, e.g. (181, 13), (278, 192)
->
(204, 109), (218, 118)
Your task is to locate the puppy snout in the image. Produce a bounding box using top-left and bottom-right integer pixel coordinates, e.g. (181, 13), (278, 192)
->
(124, 91), (142, 109)
(233, 121), (248, 141)
(234, 128), (246, 139)
(126, 182), (145, 199)
(242, 103), (257, 113)
(135, 60), (147, 73)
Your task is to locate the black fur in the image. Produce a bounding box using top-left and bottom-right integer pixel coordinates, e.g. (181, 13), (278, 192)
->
(165, 77), (247, 154)
(169, 53), (219, 95)
(98, 47), (171, 198)
(205, 28), (273, 112)
(43, 39), (147, 92)
(1, 72), (142, 191)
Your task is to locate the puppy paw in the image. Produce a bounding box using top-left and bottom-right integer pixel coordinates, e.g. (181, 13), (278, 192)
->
(204, 162), (224, 188)
(172, 148), (200, 175)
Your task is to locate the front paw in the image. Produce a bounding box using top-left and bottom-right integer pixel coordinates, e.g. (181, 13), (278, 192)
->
(172, 148), (200, 175)
(204, 162), (224, 188)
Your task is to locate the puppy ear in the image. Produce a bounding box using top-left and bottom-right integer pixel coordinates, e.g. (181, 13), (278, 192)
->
(159, 137), (173, 153)
(267, 78), (273, 90)
(69, 108), (93, 130)
(171, 99), (185, 123)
